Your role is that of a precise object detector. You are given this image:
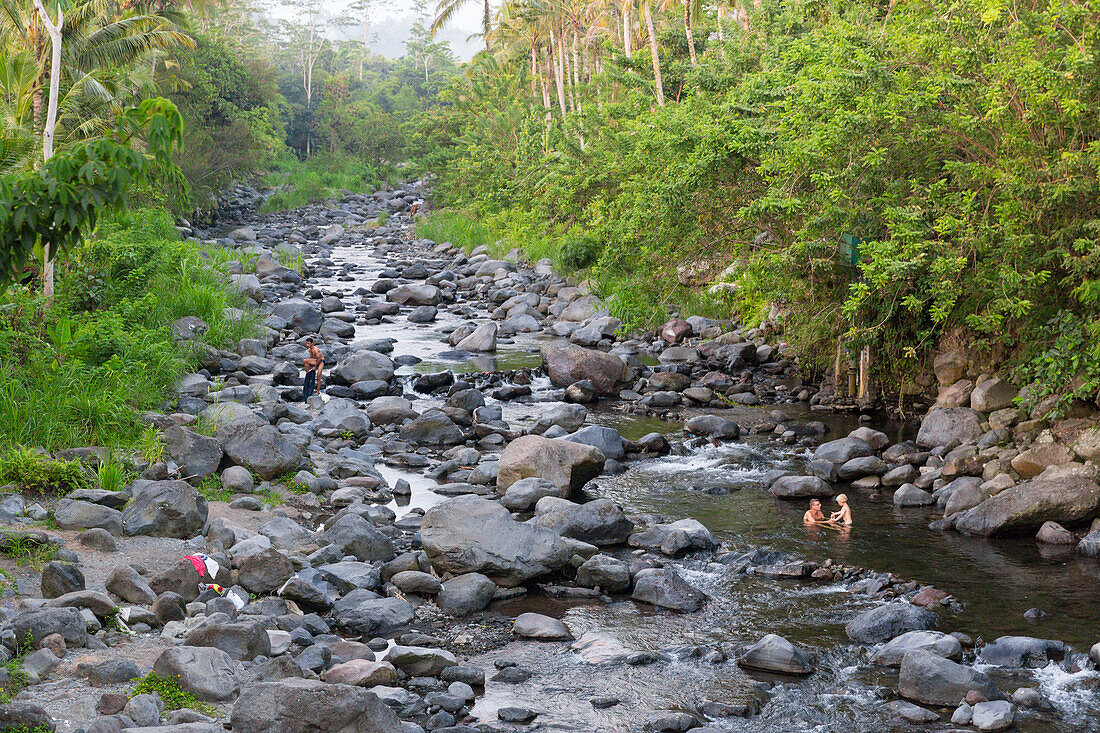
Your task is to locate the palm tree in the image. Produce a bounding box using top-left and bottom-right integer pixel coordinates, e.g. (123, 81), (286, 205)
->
(431, 0), (493, 51)
(641, 0), (663, 105)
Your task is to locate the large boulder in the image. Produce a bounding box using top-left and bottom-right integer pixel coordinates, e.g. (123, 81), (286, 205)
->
(330, 351), (395, 385)
(230, 679), (401, 733)
(564, 426), (625, 461)
(420, 495), (570, 586)
(872, 631), (962, 667)
(533, 497), (634, 546)
(162, 425), (223, 479)
(331, 591), (414, 636)
(497, 435), (604, 493)
(954, 477), (1100, 536)
(455, 322), (497, 352)
(737, 634), (814, 676)
(899, 650), (1000, 706)
(316, 513), (393, 562)
(152, 646), (239, 702)
(845, 602), (940, 644)
(631, 568), (705, 612)
(11, 607), (86, 648)
(386, 283), (441, 306)
(216, 421), (301, 480)
(271, 299), (323, 333)
(399, 409), (464, 446)
(970, 378), (1017, 413)
(122, 480), (207, 538)
(770, 475), (834, 499)
(977, 636), (1067, 668)
(916, 408), (984, 448)
(541, 344), (628, 396)
(627, 518), (717, 556)
(575, 554), (631, 593)
(54, 500), (123, 535)
(813, 437), (874, 464)
(184, 619), (271, 661)
(1010, 443), (1075, 479)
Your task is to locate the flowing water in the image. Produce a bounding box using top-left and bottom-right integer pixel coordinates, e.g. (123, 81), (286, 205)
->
(314, 237), (1100, 732)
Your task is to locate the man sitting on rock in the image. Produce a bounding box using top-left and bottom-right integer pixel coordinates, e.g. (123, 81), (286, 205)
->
(303, 337), (325, 401)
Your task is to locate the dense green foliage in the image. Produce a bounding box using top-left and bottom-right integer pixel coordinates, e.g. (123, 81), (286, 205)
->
(0, 447), (88, 494)
(414, 0), (1100, 399)
(131, 672), (216, 715)
(0, 208), (255, 451)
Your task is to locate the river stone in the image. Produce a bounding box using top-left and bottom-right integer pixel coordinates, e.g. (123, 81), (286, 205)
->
(883, 700), (939, 724)
(1077, 529), (1100, 557)
(54, 499), (123, 535)
(533, 497), (633, 546)
(738, 634), (814, 675)
(1010, 443), (1075, 479)
(390, 571), (441, 595)
(837, 456), (887, 480)
(12, 606), (86, 648)
(872, 630), (962, 666)
(684, 415), (740, 439)
(238, 547), (295, 595)
(898, 650), (1000, 706)
(943, 478), (986, 516)
(631, 568), (705, 612)
(564, 425), (625, 460)
(41, 561), (85, 598)
(216, 421), (301, 480)
(330, 350), (395, 385)
(455, 322), (497, 352)
(955, 477), (1100, 536)
(421, 495), (568, 587)
(163, 425), (223, 479)
(1036, 521), (1075, 544)
(770, 475), (833, 499)
(971, 700), (1015, 731)
(575, 554), (631, 593)
(629, 518), (718, 556)
(316, 513), (393, 562)
(513, 612), (572, 641)
(497, 435), (605, 493)
(230, 678), (401, 733)
(184, 619), (271, 661)
(122, 480), (207, 538)
(970, 378), (1018, 413)
(386, 283), (441, 305)
(978, 636), (1067, 668)
(399, 409), (464, 446)
(331, 591), (413, 635)
(541, 344), (628, 395)
(435, 572), (497, 616)
(845, 602), (939, 644)
(383, 646), (458, 676)
(271, 299), (323, 333)
(1073, 427), (1100, 461)
(893, 484), (934, 506)
(500, 477), (560, 511)
(153, 646), (239, 702)
(813, 437), (874, 464)
(916, 408), (984, 448)
(322, 659), (399, 687)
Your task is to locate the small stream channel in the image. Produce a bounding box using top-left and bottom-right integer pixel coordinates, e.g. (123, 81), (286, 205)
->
(310, 235), (1100, 732)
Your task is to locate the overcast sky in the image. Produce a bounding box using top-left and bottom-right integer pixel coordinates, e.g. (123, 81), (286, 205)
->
(313, 0), (485, 61)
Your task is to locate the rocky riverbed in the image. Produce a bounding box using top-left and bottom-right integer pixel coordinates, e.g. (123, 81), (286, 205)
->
(2, 182), (1100, 733)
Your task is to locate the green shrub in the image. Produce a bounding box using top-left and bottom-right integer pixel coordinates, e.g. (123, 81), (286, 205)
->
(131, 672), (217, 716)
(558, 235), (603, 271)
(0, 447), (88, 494)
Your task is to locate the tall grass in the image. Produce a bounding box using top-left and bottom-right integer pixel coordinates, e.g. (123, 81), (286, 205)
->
(261, 153), (394, 212)
(0, 208), (257, 452)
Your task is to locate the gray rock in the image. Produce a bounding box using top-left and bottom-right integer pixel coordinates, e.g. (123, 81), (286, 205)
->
(435, 573), (496, 616)
(11, 606), (86, 648)
(316, 513), (393, 562)
(163, 425), (223, 479)
(955, 477), (1100, 536)
(541, 344), (628, 396)
(872, 630), (962, 666)
(54, 499), (123, 535)
(627, 518), (717, 556)
(813, 437), (874, 464)
(238, 547), (295, 595)
(216, 422), (301, 480)
(575, 554), (631, 593)
(153, 646), (239, 701)
(970, 378), (1017, 413)
(500, 477), (560, 511)
(497, 435), (604, 492)
(122, 480), (208, 538)
(122, 693), (161, 727)
(978, 636), (1066, 668)
(631, 568), (705, 612)
(389, 571), (440, 595)
(916, 408), (984, 448)
(40, 561), (85, 598)
(845, 602), (939, 644)
(1036, 520), (1076, 544)
(456, 322), (497, 352)
(271, 299), (323, 333)
(684, 415), (740, 439)
(899, 650), (1000, 706)
(892, 483), (934, 506)
(230, 679), (401, 733)
(221, 466), (254, 493)
(330, 350), (395, 385)
(513, 612), (571, 640)
(883, 700), (939, 724)
(770, 475), (833, 499)
(184, 619), (271, 661)
(383, 645), (457, 676)
(420, 495), (570, 586)
(971, 700), (1015, 731)
(331, 591), (413, 635)
(738, 634), (814, 675)
(533, 497), (633, 546)
(106, 565), (157, 605)
(399, 409), (464, 446)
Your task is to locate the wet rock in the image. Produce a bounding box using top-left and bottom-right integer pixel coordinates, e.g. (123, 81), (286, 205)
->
(954, 477), (1100, 536)
(628, 518), (718, 556)
(533, 497), (633, 546)
(770, 475), (833, 499)
(322, 659), (399, 687)
(216, 422), (301, 480)
(435, 572), (496, 616)
(383, 645), (457, 676)
(399, 409), (465, 446)
(499, 477), (560, 511)
(541, 344), (628, 395)
(575, 554), (632, 593)
(892, 484), (934, 506)
(497, 435), (604, 493)
(1010, 443), (1075, 478)
(632, 568), (705, 612)
(845, 602), (939, 644)
(977, 636), (1066, 668)
(971, 700), (1015, 731)
(916, 408), (984, 448)
(738, 634), (814, 675)
(813, 437), (874, 464)
(883, 700), (939, 724)
(644, 711), (699, 732)
(153, 646), (239, 702)
(1077, 529), (1100, 557)
(872, 630), (962, 666)
(564, 425), (625, 460)
(1035, 521), (1075, 544)
(332, 591), (413, 635)
(684, 415), (740, 440)
(898, 650), (1000, 706)
(230, 679), (401, 733)
(40, 561), (85, 598)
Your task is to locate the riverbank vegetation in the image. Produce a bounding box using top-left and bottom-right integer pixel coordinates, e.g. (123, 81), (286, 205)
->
(412, 0), (1100, 405)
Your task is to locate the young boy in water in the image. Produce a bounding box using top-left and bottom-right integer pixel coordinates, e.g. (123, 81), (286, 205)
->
(803, 498), (827, 525)
(830, 494), (853, 525)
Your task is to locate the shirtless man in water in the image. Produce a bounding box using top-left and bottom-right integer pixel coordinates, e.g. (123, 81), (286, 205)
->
(803, 498), (827, 525)
(303, 337), (325, 401)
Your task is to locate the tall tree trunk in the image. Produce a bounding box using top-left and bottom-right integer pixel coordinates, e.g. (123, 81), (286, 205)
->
(683, 1), (697, 65)
(643, 1), (664, 106)
(549, 28), (568, 117)
(717, 6), (724, 40)
(482, 0), (490, 50)
(360, 9), (369, 81)
(32, 0), (63, 304)
(538, 46), (552, 109)
(623, 4), (632, 57)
